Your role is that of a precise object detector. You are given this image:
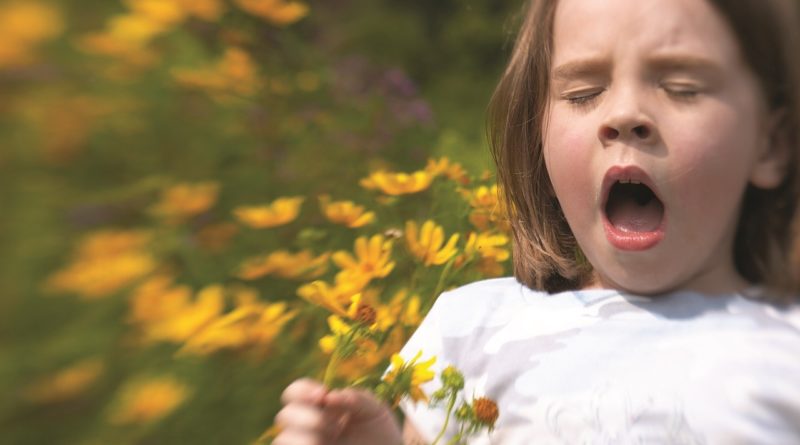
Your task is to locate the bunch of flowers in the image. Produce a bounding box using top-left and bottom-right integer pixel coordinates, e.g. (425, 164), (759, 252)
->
(45, 156), (506, 442)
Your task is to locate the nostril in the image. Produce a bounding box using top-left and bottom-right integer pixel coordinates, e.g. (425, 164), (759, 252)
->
(601, 127), (620, 140)
(633, 125), (650, 139)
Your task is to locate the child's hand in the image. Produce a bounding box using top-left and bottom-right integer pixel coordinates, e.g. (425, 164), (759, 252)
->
(274, 378), (402, 445)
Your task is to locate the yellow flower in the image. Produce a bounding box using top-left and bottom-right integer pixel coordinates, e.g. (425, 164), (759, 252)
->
(405, 220), (459, 266)
(179, 0), (226, 21)
(125, 0), (186, 26)
(136, 284), (225, 343)
(172, 47), (262, 97)
(462, 232), (510, 263)
(194, 222), (239, 252)
(318, 195), (375, 228)
(463, 184), (498, 209)
(23, 358), (105, 404)
(318, 314), (354, 354)
(332, 234), (395, 282)
(109, 377), (189, 424)
(233, 0), (308, 26)
(461, 184), (510, 232)
(360, 170), (434, 195)
(107, 13), (168, 44)
(46, 230), (156, 299)
(181, 297), (296, 356)
(74, 31), (157, 65)
(382, 351), (436, 405)
(457, 232), (510, 277)
(238, 249), (329, 280)
(0, 2), (63, 68)
(343, 293), (378, 327)
(296, 277), (366, 317)
(425, 157), (469, 185)
(318, 316), (394, 383)
(233, 196), (304, 228)
(381, 289), (423, 328)
(151, 181), (219, 223)
(128, 275), (192, 324)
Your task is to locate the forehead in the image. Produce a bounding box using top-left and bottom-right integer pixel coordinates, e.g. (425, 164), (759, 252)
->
(551, 0), (743, 67)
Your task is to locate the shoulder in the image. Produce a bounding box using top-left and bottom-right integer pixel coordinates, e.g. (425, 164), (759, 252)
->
(435, 277), (538, 309)
(427, 277), (543, 338)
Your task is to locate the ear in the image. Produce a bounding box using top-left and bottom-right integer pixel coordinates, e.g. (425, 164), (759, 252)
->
(750, 108), (791, 190)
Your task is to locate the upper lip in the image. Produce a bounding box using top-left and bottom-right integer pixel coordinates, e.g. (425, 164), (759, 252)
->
(601, 165), (663, 211)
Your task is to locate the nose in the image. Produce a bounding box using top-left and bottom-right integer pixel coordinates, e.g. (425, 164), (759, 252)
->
(597, 88), (657, 146)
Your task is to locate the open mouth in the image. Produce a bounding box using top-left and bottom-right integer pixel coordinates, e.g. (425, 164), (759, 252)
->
(602, 166), (665, 251)
(605, 181), (664, 232)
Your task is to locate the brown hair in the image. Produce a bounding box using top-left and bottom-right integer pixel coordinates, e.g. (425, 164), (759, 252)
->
(487, 0), (800, 300)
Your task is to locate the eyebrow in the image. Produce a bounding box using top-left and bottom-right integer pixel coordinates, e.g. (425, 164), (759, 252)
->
(551, 54), (723, 81)
(645, 54), (722, 74)
(551, 57), (608, 81)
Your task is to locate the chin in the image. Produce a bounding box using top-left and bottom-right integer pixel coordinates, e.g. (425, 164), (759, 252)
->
(594, 267), (684, 296)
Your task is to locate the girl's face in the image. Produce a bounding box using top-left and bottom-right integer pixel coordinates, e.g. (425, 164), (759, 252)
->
(543, 0), (786, 294)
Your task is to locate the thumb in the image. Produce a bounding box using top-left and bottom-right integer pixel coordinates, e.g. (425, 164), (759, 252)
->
(323, 387), (389, 421)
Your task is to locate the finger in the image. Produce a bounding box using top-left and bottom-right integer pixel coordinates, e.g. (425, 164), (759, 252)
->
(323, 387), (388, 421)
(274, 403), (340, 436)
(272, 429), (324, 445)
(281, 378), (327, 406)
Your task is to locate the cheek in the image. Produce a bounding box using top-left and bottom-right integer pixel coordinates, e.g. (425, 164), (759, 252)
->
(664, 109), (758, 202)
(662, 111), (757, 232)
(543, 111), (596, 209)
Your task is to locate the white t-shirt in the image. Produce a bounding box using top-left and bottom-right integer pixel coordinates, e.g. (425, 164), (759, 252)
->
(399, 277), (800, 444)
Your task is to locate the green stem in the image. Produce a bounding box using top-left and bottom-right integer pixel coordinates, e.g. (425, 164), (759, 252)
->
(322, 347), (341, 388)
(429, 256), (456, 311)
(446, 421), (468, 445)
(446, 434), (462, 445)
(322, 328), (358, 387)
(409, 264), (421, 292)
(432, 393), (457, 445)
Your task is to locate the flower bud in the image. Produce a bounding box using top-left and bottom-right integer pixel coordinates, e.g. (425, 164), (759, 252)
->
(440, 365), (464, 390)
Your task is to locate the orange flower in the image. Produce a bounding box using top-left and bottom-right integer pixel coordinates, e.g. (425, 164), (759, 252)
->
(178, 0), (226, 21)
(151, 181), (219, 223)
(172, 47), (261, 97)
(233, 0), (308, 26)
(194, 222), (239, 252)
(23, 358), (105, 404)
(233, 196), (304, 228)
(109, 376), (189, 424)
(425, 157), (469, 185)
(473, 397), (500, 427)
(0, 2), (63, 68)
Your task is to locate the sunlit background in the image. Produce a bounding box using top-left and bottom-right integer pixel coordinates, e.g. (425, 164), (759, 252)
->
(0, 0), (519, 443)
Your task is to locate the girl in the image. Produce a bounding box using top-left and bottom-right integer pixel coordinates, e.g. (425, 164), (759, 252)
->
(275, 0), (800, 442)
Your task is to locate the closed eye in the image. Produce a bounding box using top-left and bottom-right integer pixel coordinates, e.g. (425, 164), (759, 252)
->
(661, 83), (701, 100)
(564, 89), (604, 107)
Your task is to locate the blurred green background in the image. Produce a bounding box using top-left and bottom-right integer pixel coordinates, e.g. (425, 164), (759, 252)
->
(0, 0), (520, 443)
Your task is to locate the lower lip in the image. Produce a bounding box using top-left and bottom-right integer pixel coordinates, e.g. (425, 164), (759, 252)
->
(603, 220), (664, 251)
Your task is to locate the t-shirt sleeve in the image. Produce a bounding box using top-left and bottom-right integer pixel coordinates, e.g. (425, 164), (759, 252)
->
(396, 291), (453, 443)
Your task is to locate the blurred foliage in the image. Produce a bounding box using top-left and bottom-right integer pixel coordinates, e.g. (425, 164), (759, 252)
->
(0, 0), (521, 443)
